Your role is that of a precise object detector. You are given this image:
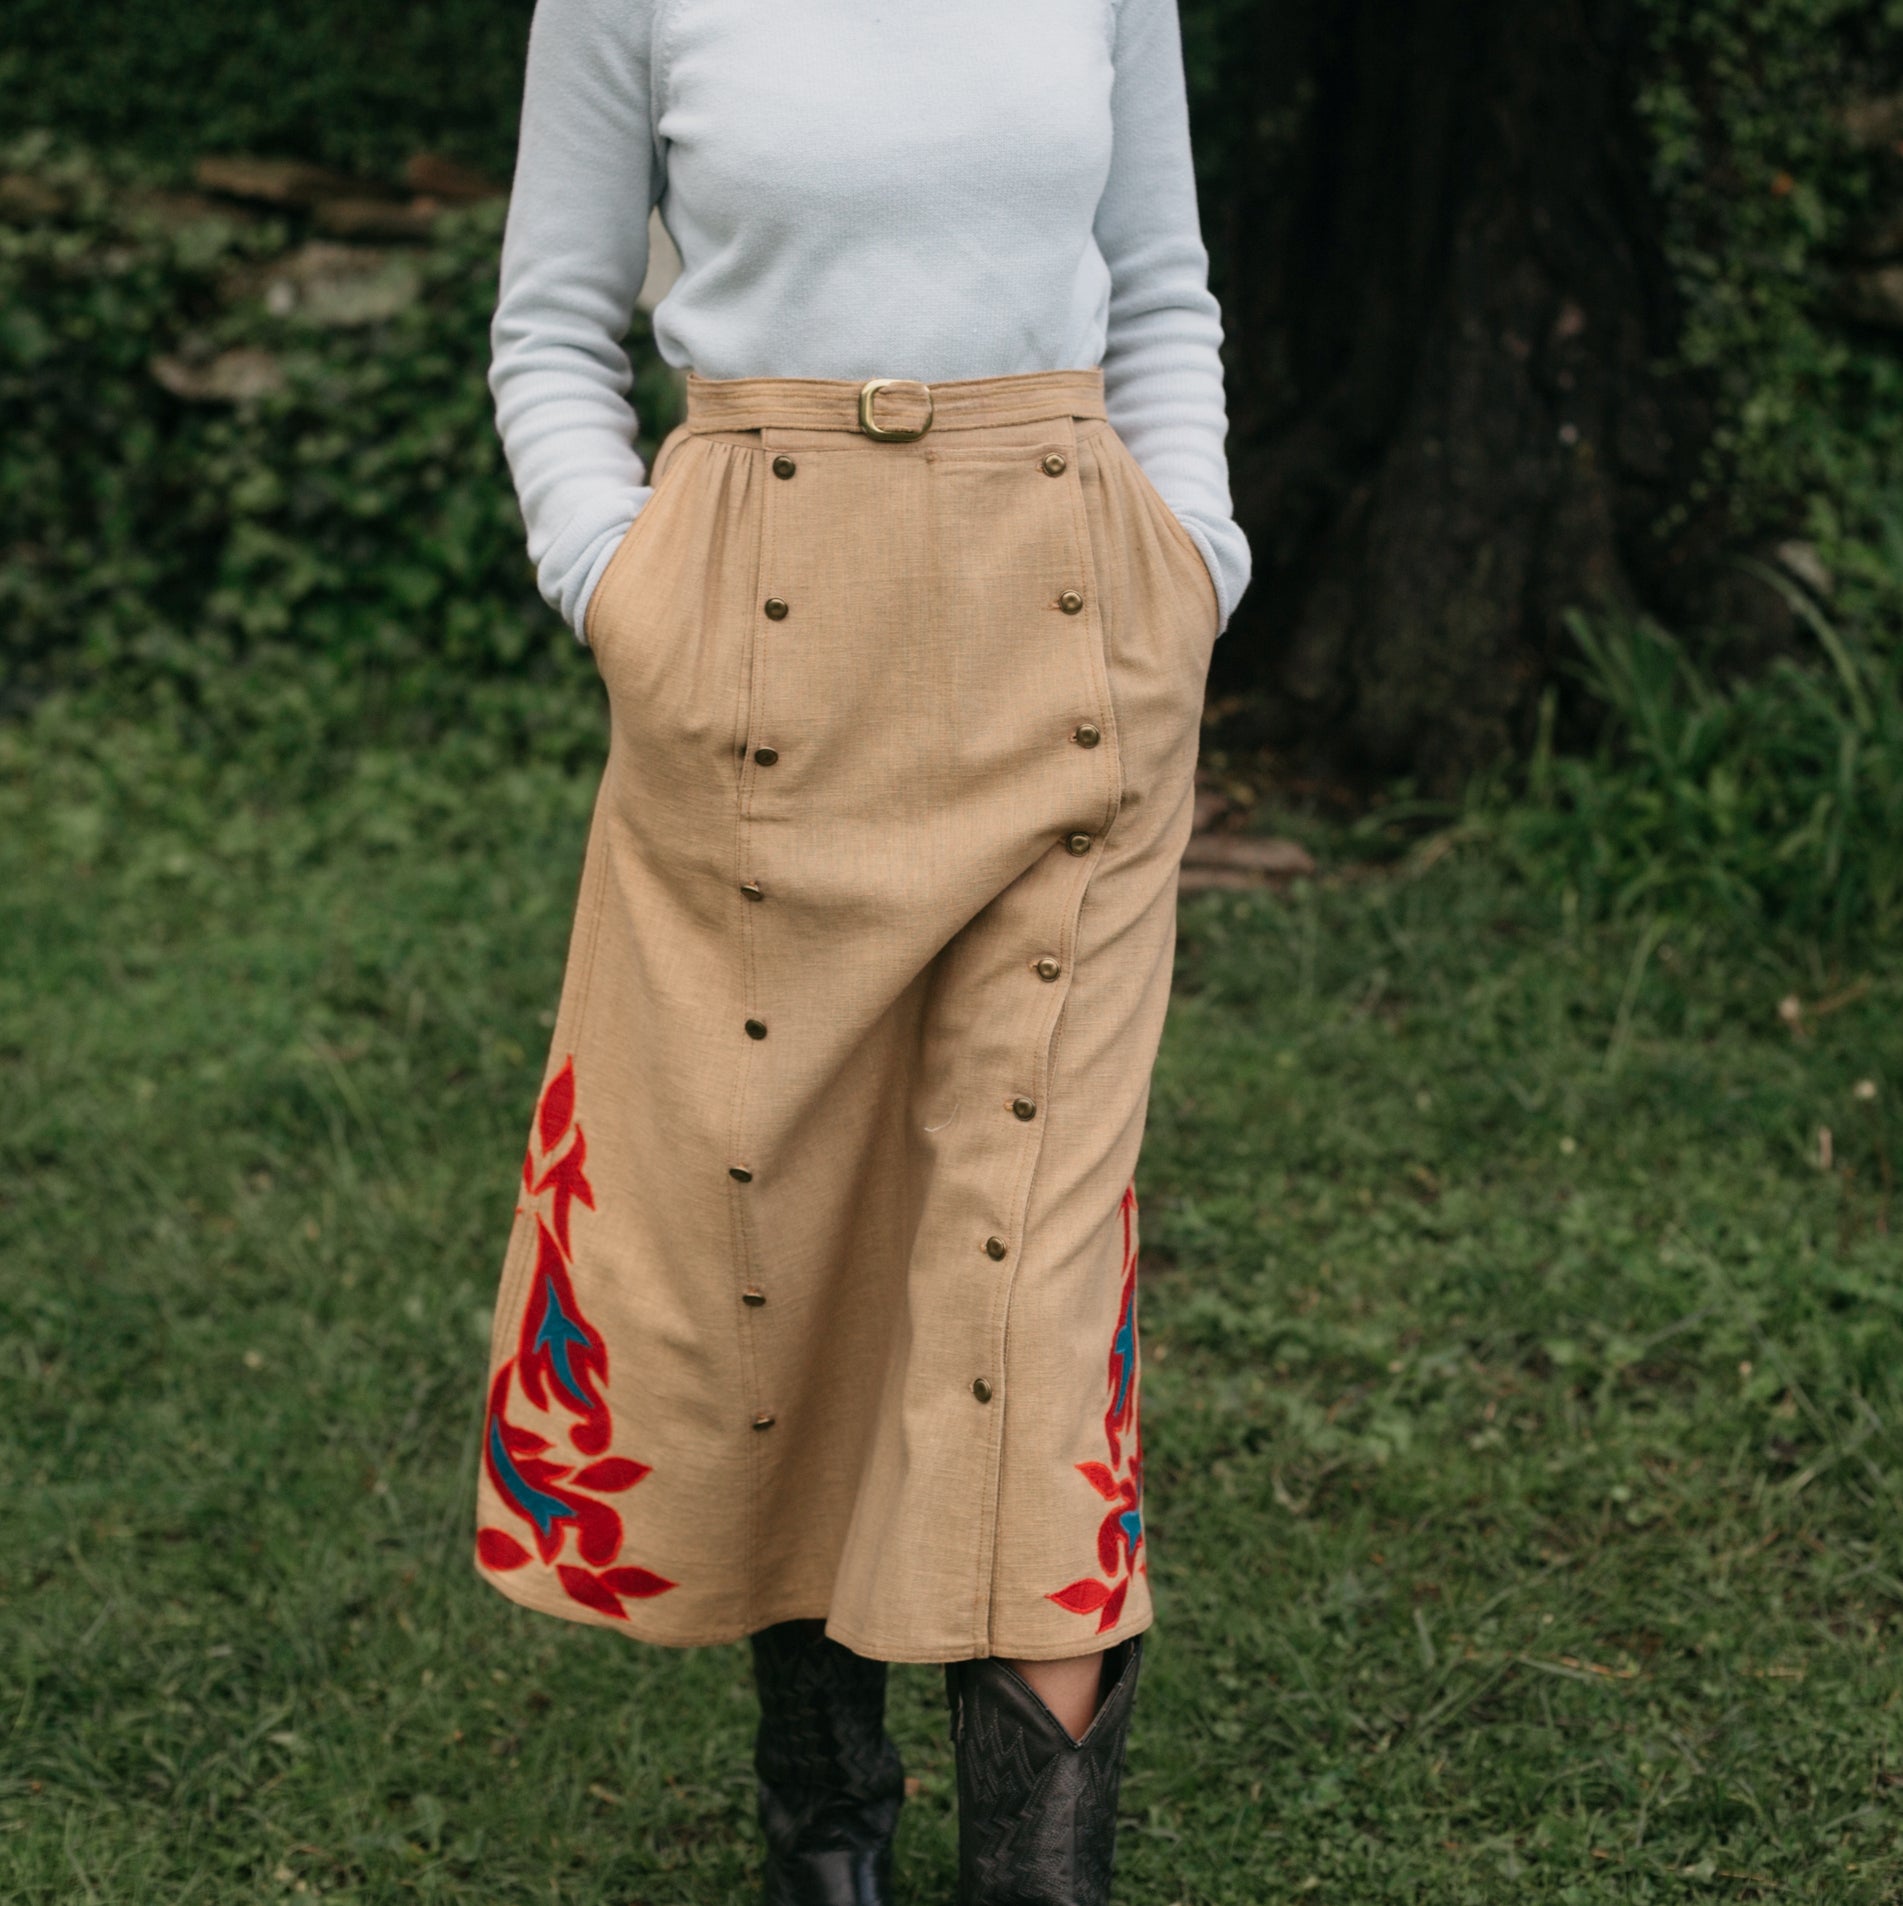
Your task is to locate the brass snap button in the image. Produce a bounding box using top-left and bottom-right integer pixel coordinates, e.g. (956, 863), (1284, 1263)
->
(971, 1378), (993, 1404)
(729, 1165), (753, 1182)
(753, 746), (779, 766)
(745, 1018), (768, 1040)
(742, 1287), (767, 1306)
(1064, 832), (1093, 856)
(772, 455), (797, 478)
(1033, 956), (1062, 982)
(1072, 723), (1102, 749)
(740, 881), (764, 901)
(1041, 453), (1068, 477)
(752, 1413), (776, 1431)
(1011, 1096), (1037, 1121)
(1059, 590), (1084, 615)
(764, 596), (789, 619)
(984, 1236), (1008, 1260)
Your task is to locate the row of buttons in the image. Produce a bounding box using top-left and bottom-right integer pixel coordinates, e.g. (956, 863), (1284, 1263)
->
(734, 470), (789, 1430)
(770, 449), (1069, 480)
(757, 588), (1081, 624)
(732, 443), (1104, 1426)
(955, 447), (1099, 1411)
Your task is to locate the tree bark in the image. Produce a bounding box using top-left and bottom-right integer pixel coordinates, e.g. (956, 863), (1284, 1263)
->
(1200, 0), (1712, 792)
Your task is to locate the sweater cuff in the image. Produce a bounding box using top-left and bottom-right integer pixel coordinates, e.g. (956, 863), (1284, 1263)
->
(1172, 509), (1253, 638)
(565, 487), (654, 644)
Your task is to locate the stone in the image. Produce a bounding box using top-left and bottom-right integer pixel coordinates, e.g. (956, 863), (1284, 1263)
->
(1182, 838), (1319, 888)
(0, 173), (68, 222)
(1840, 94), (1903, 150)
(193, 155), (387, 209)
(1846, 206), (1903, 262)
(1838, 264), (1903, 330)
(402, 153), (505, 202)
(123, 188), (260, 231)
(254, 241), (425, 327)
(313, 198), (442, 242)
(150, 347), (286, 403)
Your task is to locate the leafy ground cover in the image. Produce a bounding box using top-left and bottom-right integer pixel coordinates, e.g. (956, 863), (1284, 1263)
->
(3, 703), (1898, 1903)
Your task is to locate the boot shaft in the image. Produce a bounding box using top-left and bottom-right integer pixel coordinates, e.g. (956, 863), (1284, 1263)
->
(944, 1636), (1143, 1906)
(750, 1619), (904, 1906)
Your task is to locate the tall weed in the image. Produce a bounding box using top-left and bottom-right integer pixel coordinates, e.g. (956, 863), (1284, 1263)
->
(1482, 589), (1903, 941)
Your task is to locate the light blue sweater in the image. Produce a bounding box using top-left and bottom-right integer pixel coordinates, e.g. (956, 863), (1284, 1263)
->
(491, 0), (1251, 641)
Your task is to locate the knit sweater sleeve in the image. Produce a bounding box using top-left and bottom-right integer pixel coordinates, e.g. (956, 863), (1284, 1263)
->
(490, 0), (660, 642)
(1095, 0), (1251, 636)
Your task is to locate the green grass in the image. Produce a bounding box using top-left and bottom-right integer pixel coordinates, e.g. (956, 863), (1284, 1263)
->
(3, 701), (1901, 1903)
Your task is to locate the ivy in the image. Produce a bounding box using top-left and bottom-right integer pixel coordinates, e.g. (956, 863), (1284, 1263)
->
(1636, 0), (1903, 630)
(0, 137), (683, 765)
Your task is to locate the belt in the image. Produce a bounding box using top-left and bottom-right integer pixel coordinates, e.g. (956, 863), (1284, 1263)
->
(681, 367), (1109, 439)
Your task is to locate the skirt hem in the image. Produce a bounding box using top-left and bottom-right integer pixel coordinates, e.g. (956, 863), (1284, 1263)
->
(823, 1606), (1156, 1666)
(476, 1556), (1155, 1663)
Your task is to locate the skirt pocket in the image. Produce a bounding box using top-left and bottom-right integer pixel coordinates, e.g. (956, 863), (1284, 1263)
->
(1101, 428), (1222, 646)
(592, 432), (762, 796)
(583, 423), (697, 657)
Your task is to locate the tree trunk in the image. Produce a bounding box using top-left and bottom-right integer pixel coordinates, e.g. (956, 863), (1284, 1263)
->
(1200, 0), (1712, 793)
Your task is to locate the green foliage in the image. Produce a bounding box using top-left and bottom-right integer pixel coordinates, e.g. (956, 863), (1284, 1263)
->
(4, 0), (1894, 628)
(0, 136), (683, 764)
(0, 0), (532, 180)
(1468, 587), (1903, 942)
(4, 710), (1899, 1898)
(1636, 0), (1903, 617)
(1441, 0), (1903, 949)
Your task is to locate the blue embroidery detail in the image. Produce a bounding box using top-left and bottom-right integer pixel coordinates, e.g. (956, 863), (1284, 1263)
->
(531, 1278), (595, 1414)
(1110, 1304), (1136, 1417)
(488, 1417), (571, 1539)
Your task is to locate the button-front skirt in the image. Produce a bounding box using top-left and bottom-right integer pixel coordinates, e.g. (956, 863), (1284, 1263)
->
(473, 367), (1221, 1662)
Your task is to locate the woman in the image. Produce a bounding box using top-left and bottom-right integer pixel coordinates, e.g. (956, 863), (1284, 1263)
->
(474, 1), (1250, 1899)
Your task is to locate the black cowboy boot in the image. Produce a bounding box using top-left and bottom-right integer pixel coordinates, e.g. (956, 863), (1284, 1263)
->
(943, 1636), (1143, 1906)
(749, 1618), (905, 1906)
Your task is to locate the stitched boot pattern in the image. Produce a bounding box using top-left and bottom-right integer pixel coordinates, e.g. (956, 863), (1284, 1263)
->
(751, 1618), (904, 1906)
(944, 1636), (1142, 1906)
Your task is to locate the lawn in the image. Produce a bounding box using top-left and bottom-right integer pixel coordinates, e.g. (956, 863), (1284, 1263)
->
(2, 702), (1900, 1903)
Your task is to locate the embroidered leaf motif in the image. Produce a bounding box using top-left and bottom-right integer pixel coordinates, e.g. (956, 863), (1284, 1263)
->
(1049, 1578), (1114, 1615)
(1045, 1181), (1145, 1633)
(601, 1565), (676, 1599)
(478, 1058), (675, 1614)
(538, 1057), (576, 1153)
(534, 1125), (595, 1259)
(476, 1528), (531, 1570)
(556, 1564), (628, 1620)
(574, 1495), (624, 1567)
(572, 1458), (651, 1493)
(516, 1219), (608, 1425)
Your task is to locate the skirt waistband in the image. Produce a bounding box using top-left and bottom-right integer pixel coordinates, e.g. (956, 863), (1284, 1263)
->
(682, 367), (1108, 439)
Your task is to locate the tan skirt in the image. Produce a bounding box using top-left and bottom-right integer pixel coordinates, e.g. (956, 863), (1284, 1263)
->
(473, 366), (1220, 1662)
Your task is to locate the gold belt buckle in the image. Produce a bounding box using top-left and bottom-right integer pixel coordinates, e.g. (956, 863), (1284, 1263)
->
(858, 378), (934, 441)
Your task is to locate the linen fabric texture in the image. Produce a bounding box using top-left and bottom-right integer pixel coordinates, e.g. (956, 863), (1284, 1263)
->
(475, 368), (1211, 1662)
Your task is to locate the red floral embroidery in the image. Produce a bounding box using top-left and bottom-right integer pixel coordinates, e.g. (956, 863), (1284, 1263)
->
(477, 1056), (676, 1618)
(1046, 1182), (1146, 1633)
